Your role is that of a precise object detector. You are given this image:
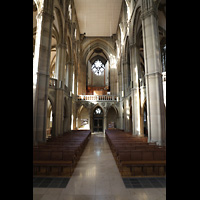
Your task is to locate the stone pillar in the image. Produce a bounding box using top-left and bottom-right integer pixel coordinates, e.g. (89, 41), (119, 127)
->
(118, 72), (122, 98)
(118, 101), (124, 130)
(71, 100), (77, 130)
(54, 43), (67, 136)
(103, 111), (107, 134)
(67, 61), (74, 93)
(66, 61), (73, 131)
(123, 61), (129, 96)
(118, 71), (124, 130)
(33, 0), (54, 145)
(130, 44), (142, 136)
(141, 0), (166, 145)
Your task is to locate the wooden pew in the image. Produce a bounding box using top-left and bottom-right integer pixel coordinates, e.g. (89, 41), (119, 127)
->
(105, 129), (166, 177)
(33, 130), (91, 176)
(33, 149), (75, 176)
(117, 150), (166, 176)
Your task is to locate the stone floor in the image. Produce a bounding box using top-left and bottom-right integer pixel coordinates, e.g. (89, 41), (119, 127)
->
(33, 132), (166, 200)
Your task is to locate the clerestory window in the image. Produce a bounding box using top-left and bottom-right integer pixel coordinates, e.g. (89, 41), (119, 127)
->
(91, 60), (105, 76)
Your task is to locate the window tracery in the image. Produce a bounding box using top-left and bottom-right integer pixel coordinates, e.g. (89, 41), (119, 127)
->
(95, 108), (101, 114)
(91, 60), (105, 76)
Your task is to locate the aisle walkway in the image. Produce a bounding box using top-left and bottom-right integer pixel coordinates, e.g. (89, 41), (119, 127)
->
(33, 132), (166, 200)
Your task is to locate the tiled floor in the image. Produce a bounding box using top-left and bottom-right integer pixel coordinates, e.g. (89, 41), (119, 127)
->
(33, 132), (166, 200)
(33, 177), (70, 188)
(122, 177), (166, 188)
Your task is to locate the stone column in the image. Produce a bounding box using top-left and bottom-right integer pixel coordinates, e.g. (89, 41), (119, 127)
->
(71, 100), (77, 130)
(67, 61), (74, 93)
(103, 111), (107, 134)
(118, 72), (122, 98)
(54, 43), (66, 136)
(118, 101), (124, 130)
(117, 70), (124, 130)
(66, 61), (73, 131)
(120, 58), (125, 98)
(130, 44), (142, 136)
(33, 0), (54, 145)
(123, 61), (129, 96)
(141, 0), (166, 145)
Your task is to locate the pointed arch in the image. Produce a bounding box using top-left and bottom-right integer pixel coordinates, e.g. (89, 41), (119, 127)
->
(107, 105), (119, 129)
(140, 98), (148, 136)
(46, 97), (55, 138)
(82, 39), (115, 65)
(53, 0), (65, 44)
(91, 104), (104, 132)
(132, 6), (142, 45)
(92, 104), (105, 115)
(77, 104), (90, 130)
(124, 36), (131, 88)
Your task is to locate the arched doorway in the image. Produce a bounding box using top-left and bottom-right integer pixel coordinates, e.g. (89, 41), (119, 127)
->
(77, 105), (90, 130)
(93, 106), (103, 132)
(107, 106), (118, 129)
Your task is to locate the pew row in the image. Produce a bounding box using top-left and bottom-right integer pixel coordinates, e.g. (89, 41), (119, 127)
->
(105, 129), (166, 177)
(33, 130), (91, 177)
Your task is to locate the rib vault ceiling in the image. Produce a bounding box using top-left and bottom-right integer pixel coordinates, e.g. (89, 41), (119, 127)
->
(74, 0), (123, 37)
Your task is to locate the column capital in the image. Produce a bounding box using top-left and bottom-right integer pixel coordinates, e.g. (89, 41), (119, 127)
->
(123, 60), (129, 65)
(56, 43), (67, 49)
(145, 71), (162, 77)
(129, 42), (139, 49)
(36, 10), (54, 21)
(131, 87), (138, 91)
(141, 8), (158, 20)
(141, 0), (159, 20)
(66, 61), (74, 65)
(37, 71), (50, 77)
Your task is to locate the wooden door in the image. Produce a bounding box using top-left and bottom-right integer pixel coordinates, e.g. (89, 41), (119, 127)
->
(93, 118), (103, 132)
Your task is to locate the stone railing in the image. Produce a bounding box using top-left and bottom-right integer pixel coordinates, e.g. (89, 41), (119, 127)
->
(49, 78), (57, 88)
(49, 78), (66, 90)
(49, 78), (70, 96)
(77, 95), (119, 102)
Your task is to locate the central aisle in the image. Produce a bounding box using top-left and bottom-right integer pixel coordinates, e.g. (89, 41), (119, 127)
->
(33, 132), (166, 200)
(59, 132), (166, 200)
(62, 132), (128, 197)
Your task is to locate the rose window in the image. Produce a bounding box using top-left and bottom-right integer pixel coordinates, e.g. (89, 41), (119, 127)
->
(91, 60), (105, 76)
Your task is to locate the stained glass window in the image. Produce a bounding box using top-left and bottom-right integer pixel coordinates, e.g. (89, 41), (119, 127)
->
(95, 108), (101, 114)
(91, 60), (105, 76)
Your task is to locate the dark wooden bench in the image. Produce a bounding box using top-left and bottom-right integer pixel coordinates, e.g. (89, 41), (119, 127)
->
(33, 150), (76, 176)
(33, 130), (91, 176)
(112, 144), (158, 161)
(118, 150), (166, 176)
(105, 129), (166, 177)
